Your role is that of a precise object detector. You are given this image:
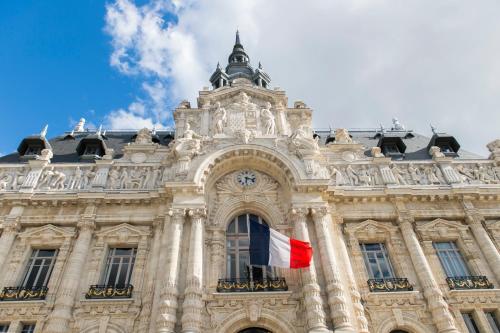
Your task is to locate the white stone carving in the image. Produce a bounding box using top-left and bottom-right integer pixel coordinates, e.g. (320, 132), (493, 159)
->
(213, 102), (227, 135)
(371, 146), (384, 158)
(334, 128), (353, 144)
(429, 146), (445, 158)
(288, 125), (319, 152)
(135, 128), (153, 144)
(260, 102), (276, 135)
(36, 148), (53, 161)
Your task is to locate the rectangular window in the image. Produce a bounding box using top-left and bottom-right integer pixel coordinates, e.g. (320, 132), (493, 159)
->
(102, 248), (136, 286)
(360, 243), (395, 279)
(25, 146), (42, 155)
(433, 242), (470, 277)
(462, 313), (480, 333)
(21, 324), (36, 333)
(486, 312), (500, 333)
(382, 143), (400, 154)
(21, 249), (58, 288)
(0, 325), (9, 332)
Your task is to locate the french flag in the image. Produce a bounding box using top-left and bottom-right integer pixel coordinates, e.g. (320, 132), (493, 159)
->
(249, 220), (313, 269)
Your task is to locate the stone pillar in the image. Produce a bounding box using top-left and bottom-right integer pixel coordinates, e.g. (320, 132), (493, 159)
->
(465, 213), (500, 282)
(44, 209), (95, 333)
(311, 207), (354, 332)
(397, 215), (460, 333)
(291, 208), (329, 333)
(331, 215), (369, 333)
(138, 218), (163, 332)
(208, 229), (224, 289)
(0, 206), (22, 273)
(181, 209), (205, 333)
(157, 209), (185, 333)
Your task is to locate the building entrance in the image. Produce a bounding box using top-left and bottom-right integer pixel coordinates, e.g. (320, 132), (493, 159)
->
(238, 328), (272, 333)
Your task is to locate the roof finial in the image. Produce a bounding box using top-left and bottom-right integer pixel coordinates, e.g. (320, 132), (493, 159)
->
(235, 29), (241, 45)
(258, 61), (263, 69)
(216, 61), (221, 69)
(379, 123), (385, 133)
(40, 124), (48, 138)
(97, 124), (102, 136)
(430, 123), (437, 134)
(74, 118), (86, 132)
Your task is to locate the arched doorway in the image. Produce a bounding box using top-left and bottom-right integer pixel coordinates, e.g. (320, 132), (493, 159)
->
(238, 328), (272, 333)
(390, 330), (410, 333)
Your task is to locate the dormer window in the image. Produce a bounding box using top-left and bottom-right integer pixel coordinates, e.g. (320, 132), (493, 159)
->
(17, 135), (51, 160)
(378, 136), (406, 160)
(382, 143), (401, 155)
(25, 145), (42, 156)
(76, 135), (106, 160)
(427, 134), (460, 157)
(83, 144), (101, 156)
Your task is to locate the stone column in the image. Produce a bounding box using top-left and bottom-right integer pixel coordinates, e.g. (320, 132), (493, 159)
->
(208, 229), (224, 289)
(291, 208), (329, 333)
(331, 214), (369, 333)
(44, 211), (95, 333)
(0, 206), (22, 274)
(157, 209), (185, 333)
(138, 218), (163, 332)
(397, 215), (460, 333)
(311, 207), (354, 332)
(181, 209), (205, 333)
(465, 213), (500, 282)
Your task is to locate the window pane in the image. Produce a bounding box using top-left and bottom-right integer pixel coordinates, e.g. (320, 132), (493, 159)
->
(462, 313), (480, 333)
(238, 239), (249, 249)
(238, 215), (248, 233)
(106, 263), (119, 285)
(117, 262), (129, 286)
(21, 324), (36, 333)
(22, 249), (57, 288)
(227, 220), (235, 234)
(0, 325), (9, 332)
(486, 312), (500, 333)
(434, 242), (470, 277)
(361, 243), (394, 280)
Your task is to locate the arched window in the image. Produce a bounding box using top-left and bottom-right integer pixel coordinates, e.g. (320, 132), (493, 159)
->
(238, 328), (272, 333)
(226, 213), (274, 281)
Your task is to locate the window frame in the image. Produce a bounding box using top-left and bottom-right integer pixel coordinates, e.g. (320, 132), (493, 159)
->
(101, 247), (137, 287)
(486, 312), (500, 333)
(433, 241), (471, 278)
(462, 312), (480, 333)
(20, 324), (36, 333)
(21, 249), (58, 288)
(0, 324), (9, 333)
(226, 213), (275, 281)
(360, 243), (396, 279)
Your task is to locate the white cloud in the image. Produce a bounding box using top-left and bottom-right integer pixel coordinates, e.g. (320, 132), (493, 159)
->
(105, 107), (164, 130)
(104, 0), (500, 155)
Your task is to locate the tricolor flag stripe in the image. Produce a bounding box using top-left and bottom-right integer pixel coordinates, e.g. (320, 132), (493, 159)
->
(249, 220), (312, 269)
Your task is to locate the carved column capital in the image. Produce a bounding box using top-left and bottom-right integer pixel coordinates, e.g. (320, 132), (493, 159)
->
(189, 207), (207, 220)
(289, 207), (309, 221)
(2, 220), (20, 233)
(310, 205), (329, 220)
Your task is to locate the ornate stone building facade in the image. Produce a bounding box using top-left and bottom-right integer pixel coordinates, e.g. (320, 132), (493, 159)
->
(0, 32), (499, 333)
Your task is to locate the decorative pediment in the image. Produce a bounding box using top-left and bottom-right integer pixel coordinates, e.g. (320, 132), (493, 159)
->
(345, 220), (398, 240)
(18, 224), (74, 244)
(416, 218), (468, 239)
(97, 223), (150, 244)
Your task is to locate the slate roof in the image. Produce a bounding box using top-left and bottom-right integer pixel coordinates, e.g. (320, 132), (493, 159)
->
(0, 128), (482, 164)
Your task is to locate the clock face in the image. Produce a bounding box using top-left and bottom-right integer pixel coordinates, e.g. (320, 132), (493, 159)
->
(236, 170), (257, 187)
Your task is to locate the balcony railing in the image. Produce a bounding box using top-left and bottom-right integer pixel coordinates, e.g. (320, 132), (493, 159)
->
(85, 284), (133, 299)
(217, 278), (288, 293)
(368, 278), (413, 292)
(0, 286), (48, 301)
(446, 276), (493, 290)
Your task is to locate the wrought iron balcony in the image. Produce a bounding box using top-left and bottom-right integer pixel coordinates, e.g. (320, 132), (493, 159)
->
(217, 278), (288, 293)
(367, 278), (413, 292)
(446, 276), (493, 290)
(0, 286), (48, 301)
(85, 284), (133, 299)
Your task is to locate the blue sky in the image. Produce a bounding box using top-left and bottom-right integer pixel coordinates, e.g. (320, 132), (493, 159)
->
(0, 0), (176, 155)
(1, 0), (499, 156)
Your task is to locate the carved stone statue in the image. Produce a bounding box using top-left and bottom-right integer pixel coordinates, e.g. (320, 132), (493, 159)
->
(390, 164), (407, 185)
(82, 168), (96, 189)
(371, 147), (384, 158)
(135, 128), (152, 144)
(334, 128), (353, 144)
(329, 166), (346, 185)
(346, 165), (359, 185)
(213, 102), (227, 135)
(36, 148), (53, 161)
(260, 102), (276, 135)
(173, 123), (203, 159)
(234, 129), (255, 144)
(408, 164), (421, 184)
(52, 170), (66, 190)
(487, 139), (500, 159)
(107, 168), (120, 189)
(289, 125), (319, 152)
(429, 146), (445, 158)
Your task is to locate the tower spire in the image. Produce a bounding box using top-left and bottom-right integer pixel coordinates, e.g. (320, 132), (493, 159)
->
(235, 30), (241, 45)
